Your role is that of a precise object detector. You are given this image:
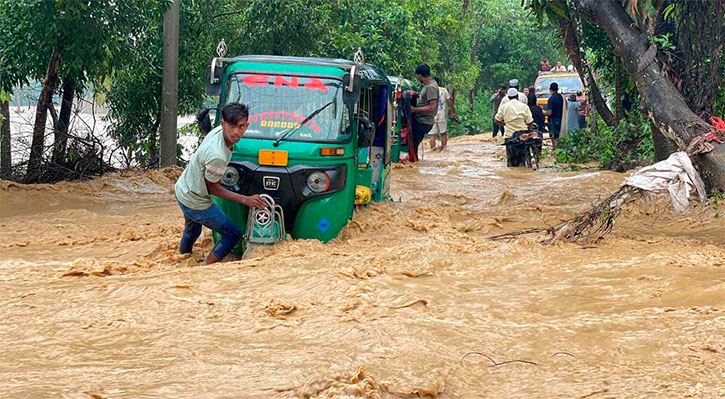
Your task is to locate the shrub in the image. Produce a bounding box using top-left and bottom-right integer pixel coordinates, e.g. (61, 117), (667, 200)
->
(555, 110), (654, 171)
(448, 92), (493, 137)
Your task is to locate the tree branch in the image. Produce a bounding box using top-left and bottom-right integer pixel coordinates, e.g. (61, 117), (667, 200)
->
(556, 15), (618, 127)
(576, 0), (725, 190)
(212, 9), (244, 19)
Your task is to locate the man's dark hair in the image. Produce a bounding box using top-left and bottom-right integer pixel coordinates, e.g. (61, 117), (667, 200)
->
(433, 76), (441, 85)
(415, 64), (431, 77)
(529, 86), (536, 93)
(222, 102), (249, 124)
(498, 84), (506, 90)
(549, 82), (559, 92)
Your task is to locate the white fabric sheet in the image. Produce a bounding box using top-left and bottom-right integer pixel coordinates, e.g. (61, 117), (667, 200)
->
(622, 151), (707, 212)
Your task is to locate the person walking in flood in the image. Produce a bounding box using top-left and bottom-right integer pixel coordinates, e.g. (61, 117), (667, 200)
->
(174, 102), (267, 264)
(490, 84), (506, 138)
(429, 76), (458, 152)
(410, 64), (438, 159)
(499, 79), (528, 107)
(545, 82), (566, 148)
(566, 93), (582, 133)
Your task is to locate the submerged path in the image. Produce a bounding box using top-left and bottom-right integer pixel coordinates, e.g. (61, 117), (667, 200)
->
(1, 135), (723, 398)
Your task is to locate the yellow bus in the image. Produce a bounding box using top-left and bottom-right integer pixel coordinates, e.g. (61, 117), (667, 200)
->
(534, 72), (585, 111)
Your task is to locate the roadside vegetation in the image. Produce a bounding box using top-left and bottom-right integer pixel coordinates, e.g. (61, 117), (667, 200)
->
(555, 111), (655, 172)
(0, 0), (723, 191)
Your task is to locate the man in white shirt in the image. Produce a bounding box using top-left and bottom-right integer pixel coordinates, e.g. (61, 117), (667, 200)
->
(552, 61), (567, 72)
(495, 88), (534, 166)
(429, 77), (458, 151)
(499, 79), (528, 107)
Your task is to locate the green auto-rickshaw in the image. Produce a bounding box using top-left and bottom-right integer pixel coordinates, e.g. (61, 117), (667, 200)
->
(196, 50), (393, 255)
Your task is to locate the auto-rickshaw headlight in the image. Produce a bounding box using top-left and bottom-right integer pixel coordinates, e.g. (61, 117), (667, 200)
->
(307, 171), (330, 193)
(221, 166), (240, 187)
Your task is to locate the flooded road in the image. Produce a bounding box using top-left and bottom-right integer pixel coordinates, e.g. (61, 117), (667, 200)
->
(1, 135), (724, 398)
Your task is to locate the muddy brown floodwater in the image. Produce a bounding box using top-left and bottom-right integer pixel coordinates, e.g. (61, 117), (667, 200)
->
(1, 135), (724, 398)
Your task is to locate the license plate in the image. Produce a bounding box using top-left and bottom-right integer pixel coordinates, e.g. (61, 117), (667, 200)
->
(258, 150), (288, 166)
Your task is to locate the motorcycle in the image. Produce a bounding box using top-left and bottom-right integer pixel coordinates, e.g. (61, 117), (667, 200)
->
(504, 130), (542, 170)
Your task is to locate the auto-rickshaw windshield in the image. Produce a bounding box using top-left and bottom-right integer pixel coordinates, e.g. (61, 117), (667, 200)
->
(535, 76), (582, 98)
(226, 73), (347, 142)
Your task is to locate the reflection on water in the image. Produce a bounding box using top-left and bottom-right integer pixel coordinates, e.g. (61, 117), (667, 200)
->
(1, 135), (723, 398)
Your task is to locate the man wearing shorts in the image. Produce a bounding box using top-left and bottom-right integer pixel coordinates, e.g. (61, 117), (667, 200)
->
(545, 82), (565, 148)
(429, 77), (458, 151)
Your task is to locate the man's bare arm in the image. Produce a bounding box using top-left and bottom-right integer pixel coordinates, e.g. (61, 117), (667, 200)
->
(411, 99), (438, 114)
(206, 180), (267, 208)
(447, 98), (458, 119)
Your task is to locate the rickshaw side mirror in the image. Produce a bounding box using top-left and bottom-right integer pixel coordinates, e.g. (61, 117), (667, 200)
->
(196, 107), (212, 135)
(357, 116), (374, 147)
(206, 63), (223, 95)
(343, 74), (362, 104)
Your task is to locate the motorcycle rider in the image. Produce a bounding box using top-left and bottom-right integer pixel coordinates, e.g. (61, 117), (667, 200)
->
(495, 88), (534, 167)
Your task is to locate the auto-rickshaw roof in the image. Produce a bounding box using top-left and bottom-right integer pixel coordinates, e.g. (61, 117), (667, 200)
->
(387, 75), (416, 90)
(229, 55), (390, 85)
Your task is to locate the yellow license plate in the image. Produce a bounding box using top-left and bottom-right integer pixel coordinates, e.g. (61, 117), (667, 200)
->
(258, 150), (288, 166)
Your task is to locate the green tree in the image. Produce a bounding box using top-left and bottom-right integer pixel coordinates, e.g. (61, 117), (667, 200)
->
(524, 0), (725, 190)
(105, 0), (483, 167)
(0, 0), (159, 182)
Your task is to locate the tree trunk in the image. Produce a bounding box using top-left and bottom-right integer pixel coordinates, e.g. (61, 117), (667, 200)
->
(26, 50), (62, 182)
(148, 119), (161, 168)
(468, 19), (485, 108)
(651, 121), (678, 162)
(159, 0), (180, 168)
(556, 16), (619, 127)
(614, 61), (623, 121)
(1, 100), (10, 178)
(578, 0), (725, 190)
(52, 78), (74, 165)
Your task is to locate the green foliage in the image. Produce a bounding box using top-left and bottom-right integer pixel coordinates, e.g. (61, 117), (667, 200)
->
(652, 33), (676, 51)
(104, 1), (219, 168)
(555, 110), (654, 171)
(0, 0), (52, 90)
(234, 0), (334, 57)
(709, 188), (723, 218)
(2, 0), (566, 169)
(475, 0), (564, 94)
(714, 55), (725, 118)
(104, 0), (487, 167)
(0, 0), (159, 92)
(448, 93), (492, 137)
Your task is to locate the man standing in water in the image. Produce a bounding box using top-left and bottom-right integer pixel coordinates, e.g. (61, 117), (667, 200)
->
(429, 76), (458, 152)
(410, 64), (438, 159)
(499, 79), (527, 107)
(545, 82), (565, 148)
(490, 84), (506, 138)
(174, 102), (266, 264)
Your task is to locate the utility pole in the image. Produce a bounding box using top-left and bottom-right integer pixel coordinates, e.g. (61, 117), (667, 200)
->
(159, 0), (179, 168)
